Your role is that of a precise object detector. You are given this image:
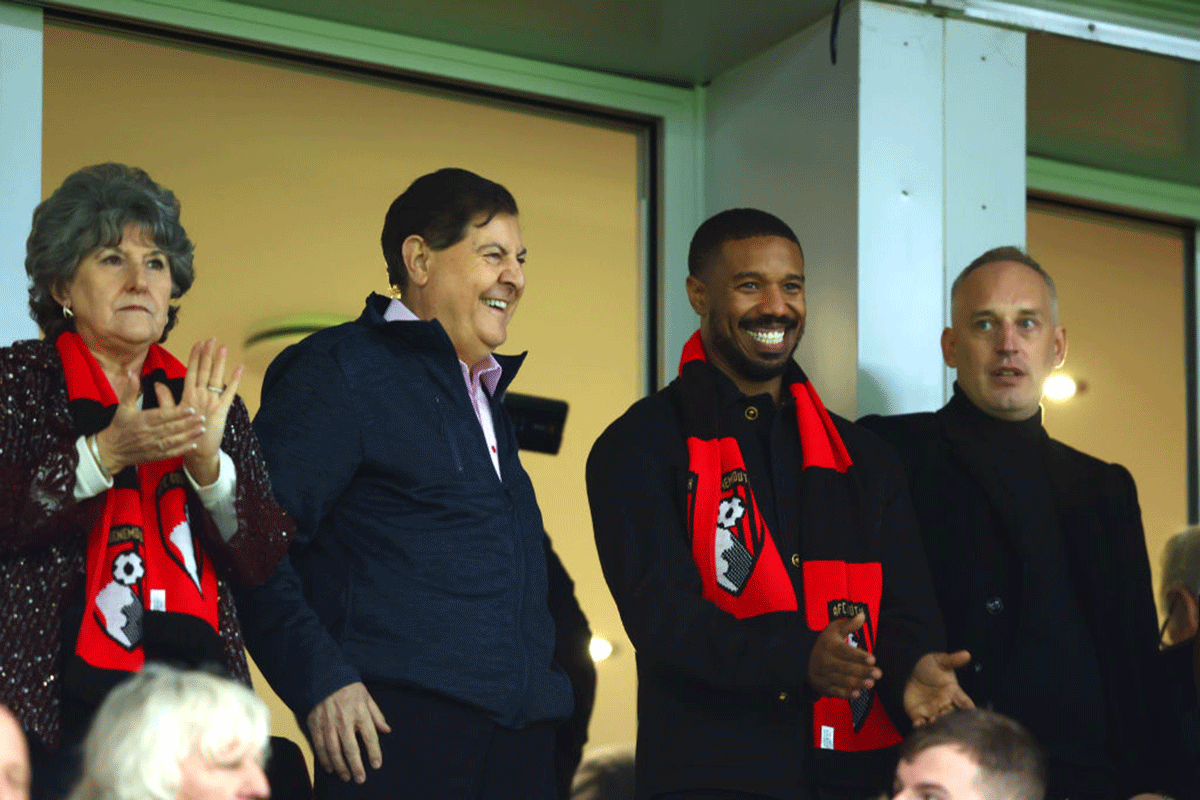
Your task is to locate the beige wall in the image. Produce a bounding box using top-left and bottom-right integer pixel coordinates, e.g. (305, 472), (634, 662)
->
(44, 20), (644, 762)
(1028, 203), (1189, 615)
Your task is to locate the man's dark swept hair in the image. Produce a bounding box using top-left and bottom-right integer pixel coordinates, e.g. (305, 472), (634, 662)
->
(381, 167), (518, 291)
(26, 163), (195, 341)
(898, 709), (1046, 800)
(687, 208), (803, 278)
(951, 245), (1058, 322)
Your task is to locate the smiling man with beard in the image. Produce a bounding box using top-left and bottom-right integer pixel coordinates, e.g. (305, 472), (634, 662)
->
(859, 247), (1170, 800)
(587, 209), (971, 800)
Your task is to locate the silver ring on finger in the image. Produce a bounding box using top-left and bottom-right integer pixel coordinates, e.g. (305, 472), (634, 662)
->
(158, 439), (165, 452)
(206, 385), (224, 394)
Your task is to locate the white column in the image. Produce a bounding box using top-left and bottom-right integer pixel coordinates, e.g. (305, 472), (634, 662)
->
(0, 1), (41, 345)
(856, 3), (947, 417)
(858, 4), (1025, 416)
(940, 17), (1026, 404)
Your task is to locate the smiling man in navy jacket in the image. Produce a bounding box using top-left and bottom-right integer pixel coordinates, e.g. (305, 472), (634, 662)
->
(239, 168), (572, 800)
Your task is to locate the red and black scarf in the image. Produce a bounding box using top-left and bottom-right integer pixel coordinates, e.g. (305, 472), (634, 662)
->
(677, 330), (901, 753)
(57, 332), (223, 699)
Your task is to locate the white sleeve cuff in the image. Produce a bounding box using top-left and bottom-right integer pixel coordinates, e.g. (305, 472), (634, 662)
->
(74, 435), (113, 501)
(185, 450), (238, 542)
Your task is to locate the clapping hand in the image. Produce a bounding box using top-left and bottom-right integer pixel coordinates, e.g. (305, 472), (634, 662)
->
(93, 338), (242, 483)
(174, 338), (244, 485)
(807, 613), (882, 699)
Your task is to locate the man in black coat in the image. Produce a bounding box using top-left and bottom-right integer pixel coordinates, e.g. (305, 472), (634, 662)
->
(859, 247), (1167, 800)
(588, 209), (972, 800)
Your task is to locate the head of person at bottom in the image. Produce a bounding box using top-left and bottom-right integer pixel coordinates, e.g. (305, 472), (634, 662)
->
(1161, 526), (1200, 645)
(0, 705), (30, 800)
(68, 665), (270, 800)
(380, 167), (526, 370)
(685, 208), (806, 402)
(893, 708), (1046, 800)
(942, 246), (1066, 422)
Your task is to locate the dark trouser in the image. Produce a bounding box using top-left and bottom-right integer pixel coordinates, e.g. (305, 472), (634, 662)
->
(313, 682), (557, 800)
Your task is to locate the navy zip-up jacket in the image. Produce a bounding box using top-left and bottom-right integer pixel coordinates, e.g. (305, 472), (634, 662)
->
(238, 294), (572, 728)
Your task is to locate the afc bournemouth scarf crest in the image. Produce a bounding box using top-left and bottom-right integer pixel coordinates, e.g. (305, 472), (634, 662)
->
(89, 469), (211, 654)
(712, 470), (764, 596)
(687, 439), (797, 618)
(830, 598), (874, 732)
(805, 560), (901, 750)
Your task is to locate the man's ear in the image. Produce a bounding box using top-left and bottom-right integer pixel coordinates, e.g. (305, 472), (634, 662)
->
(1053, 324), (1067, 368)
(685, 275), (707, 317)
(1169, 587), (1200, 642)
(402, 235), (431, 289)
(940, 327), (957, 368)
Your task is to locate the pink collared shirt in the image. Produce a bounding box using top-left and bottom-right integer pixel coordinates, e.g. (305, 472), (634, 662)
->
(385, 298), (503, 478)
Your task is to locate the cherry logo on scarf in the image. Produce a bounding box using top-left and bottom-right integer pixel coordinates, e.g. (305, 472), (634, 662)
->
(713, 472), (765, 596)
(687, 437), (797, 617)
(157, 471), (205, 592)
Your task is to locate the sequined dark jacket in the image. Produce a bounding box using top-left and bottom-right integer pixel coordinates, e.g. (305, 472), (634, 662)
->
(0, 338), (294, 751)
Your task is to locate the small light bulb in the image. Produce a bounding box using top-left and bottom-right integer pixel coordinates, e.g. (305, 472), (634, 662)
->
(589, 636), (614, 662)
(1043, 374), (1077, 401)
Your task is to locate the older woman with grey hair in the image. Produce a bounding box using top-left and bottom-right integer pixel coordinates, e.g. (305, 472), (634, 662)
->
(69, 665), (270, 800)
(0, 163), (292, 800)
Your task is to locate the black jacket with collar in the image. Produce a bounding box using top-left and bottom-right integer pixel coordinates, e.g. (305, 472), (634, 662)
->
(859, 389), (1165, 797)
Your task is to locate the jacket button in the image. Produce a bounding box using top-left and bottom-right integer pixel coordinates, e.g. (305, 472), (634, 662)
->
(778, 691), (789, 702)
(985, 596), (1004, 615)
(791, 554), (801, 567)
(744, 406), (759, 421)
(973, 662), (983, 674)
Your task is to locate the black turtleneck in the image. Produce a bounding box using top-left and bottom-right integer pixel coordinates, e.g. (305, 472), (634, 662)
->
(945, 385), (1113, 796)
